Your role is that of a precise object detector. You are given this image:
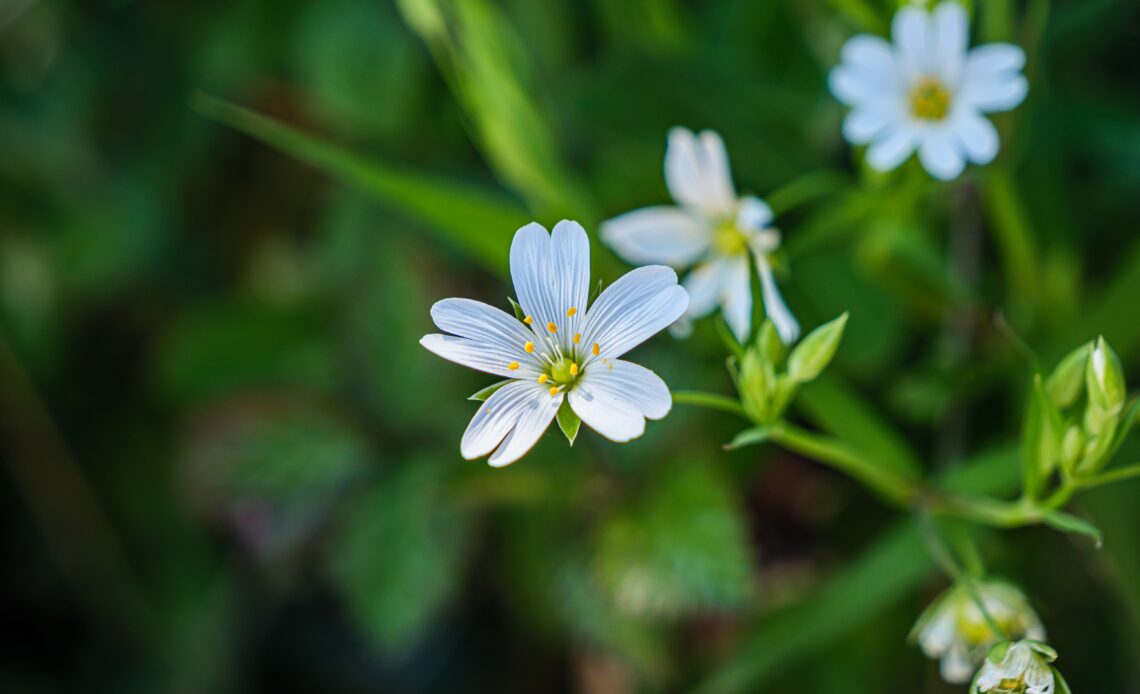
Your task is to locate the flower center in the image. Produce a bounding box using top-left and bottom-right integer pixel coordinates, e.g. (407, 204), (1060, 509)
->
(713, 222), (748, 256)
(909, 77), (951, 121)
(512, 311), (600, 396)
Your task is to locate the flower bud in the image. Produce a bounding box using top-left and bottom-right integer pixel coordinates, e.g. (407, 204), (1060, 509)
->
(757, 319), (786, 367)
(1045, 342), (1090, 409)
(738, 348), (772, 424)
(1087, 336), (1125, 417)
(975, 640), (1057, 694)
(1059, 425), (1084, 472)
(787, 312), (848, 383)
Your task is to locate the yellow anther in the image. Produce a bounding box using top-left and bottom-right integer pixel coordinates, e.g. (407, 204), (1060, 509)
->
(537, 374), (548, 384)
(570, 363), (579, 376)
(523, 315), (533, 325)
(548, 386), (559, 396)
(507, 361), (519, 371)
(592, 342), (600, 356)
(547, 321), (557, 333)
(573, 333), (581, 344)
(566, 307), (577, 317)
(524, 341), (534, 353)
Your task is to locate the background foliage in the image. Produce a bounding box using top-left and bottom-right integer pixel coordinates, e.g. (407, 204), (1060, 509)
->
(1, 0), (1139, 691)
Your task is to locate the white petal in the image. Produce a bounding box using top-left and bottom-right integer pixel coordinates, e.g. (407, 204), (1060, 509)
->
(939, 644), (977, 684)
(720, 255), (752, 343)
(918, 127), (966, 180)
(569, 360), (671, 442)
(430, 297), (537, 357)
(841, 34), (896, 75)
(757, 256), (800, 343)
(964, 43), (1027, 81)
(952, 109), (1000, 164)
(842, 105), (899, 144)
(866, 123), (917, 172)
(665, 127), (736, 219)
(1025, 659), (1054, 694)
(933, 1), (968, 83)
(682, 260), (727, 321)
(959, 73), (1028, 113)
(892, 6), (933, 77)
(735, 195), (773, 232)
(421, 334), (539, 378)
(828, 65), (900, 106)
(600, 206), (711, 267)
(510, 222), (559, 333)
(584, 265), (689, 359)
(460, 379), (550, 460)
(550, 219), (591, 338)
(486, 387), (563, 467)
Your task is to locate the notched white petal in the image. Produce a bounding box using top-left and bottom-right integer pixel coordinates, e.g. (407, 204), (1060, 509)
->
(568, 360), (672, 443)
(600, 206), (711, 267)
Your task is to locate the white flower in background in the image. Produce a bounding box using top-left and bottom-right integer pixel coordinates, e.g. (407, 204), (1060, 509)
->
(975, 641), (1057, 694)
(913, 580), (1045, 683)
(421, 220), (689, 467)
(829, 1), (1028, 180)
(600, 127), (800, 344)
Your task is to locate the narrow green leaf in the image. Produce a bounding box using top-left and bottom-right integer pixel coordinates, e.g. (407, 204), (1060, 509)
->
(1042, 509), (1104, 547)
(725, 427), (772, 450)
(469, 380), (512, 402)
(192, 94), (528, 279)
(555, 399), (581, 445)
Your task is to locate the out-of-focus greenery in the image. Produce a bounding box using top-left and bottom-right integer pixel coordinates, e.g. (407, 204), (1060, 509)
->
(1, 0), (1139, 692)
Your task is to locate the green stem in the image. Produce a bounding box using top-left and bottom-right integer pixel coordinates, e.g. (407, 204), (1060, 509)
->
(766, 424), (919, 507)
(1076, 463), (1140, 491)
(917, 512), (1010, 640)
(672, 390), (748, 419)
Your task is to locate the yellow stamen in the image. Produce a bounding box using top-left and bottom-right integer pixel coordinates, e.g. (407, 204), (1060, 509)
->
(566, 307), (577, 317)
(537, 374), (548, 384)
(523, 315), (533, 325)
(507, 361), (519, 371)
(549, 386), (559, 396)
(573, 333), (581, 344)
(524, 341), (534, 353)
(592, 342), (600, 356)
(570, 363), (579, 376)
(909, 77), (951, 121)
(547, 321), (557, 333)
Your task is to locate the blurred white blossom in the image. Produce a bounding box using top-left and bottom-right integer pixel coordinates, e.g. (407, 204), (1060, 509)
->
(421, 221), (688, 466)
(913, 580), (1044, 683)
(975, 640), (1057, 694)
(601, 127), (799, 344)
(829, 2), (1028, 180)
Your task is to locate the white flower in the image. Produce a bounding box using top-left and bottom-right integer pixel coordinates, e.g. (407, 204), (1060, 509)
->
(599, 127), (800, 344)
(421, 220), (689, 467)
(975, 641), (1056, 694)
(829, 1), (1028, 180)
(913, 581), (1045, 684)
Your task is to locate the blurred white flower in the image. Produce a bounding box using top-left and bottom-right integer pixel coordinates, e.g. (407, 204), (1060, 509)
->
(600, 127), (800, 344)
(975, 640), (1057, 694)
(829, 2), (1028, 180)
(421, 220), (689, 466)
(913, 580), (1045, 683)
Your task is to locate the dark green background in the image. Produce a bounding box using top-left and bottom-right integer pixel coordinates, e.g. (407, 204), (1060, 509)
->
(1, 0), (1138, 691)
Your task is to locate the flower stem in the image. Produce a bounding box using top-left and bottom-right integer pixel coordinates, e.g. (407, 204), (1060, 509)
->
(672, 390), (748, 419)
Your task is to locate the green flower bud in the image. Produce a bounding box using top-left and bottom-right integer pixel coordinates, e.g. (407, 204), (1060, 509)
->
(757, 320), (786, 367)
(1045, 342), (1090, 409)
(738, 348), (772, 424)
(787, 312), (848, 384)
(1087, 336), (1125, 417)
(1059, 425), (1083, 472)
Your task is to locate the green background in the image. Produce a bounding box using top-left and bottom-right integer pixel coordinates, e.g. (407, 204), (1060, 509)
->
(1, 0), (1138, 691)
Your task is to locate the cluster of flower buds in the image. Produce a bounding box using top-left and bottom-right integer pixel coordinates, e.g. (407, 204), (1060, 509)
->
(731, 313), (848, 425)
(1022, 336), (1135, 497)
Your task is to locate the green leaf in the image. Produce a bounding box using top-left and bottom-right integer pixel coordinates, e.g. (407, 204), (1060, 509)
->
(193, 94), (528, 279)
(328, 463), (471, 653)
(593, 463), (754, 617)
(555, 399), (580, 445)
(469, 380), (512, 401)
(1042, 509), (1104, 547)
(787, 312), (849, 383)
(725, 426), (773, 450)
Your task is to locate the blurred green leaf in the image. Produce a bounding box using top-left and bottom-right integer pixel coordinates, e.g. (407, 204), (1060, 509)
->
(328, 462), (472, 653)
(1042, 509), (1104, 548)
(193, 94), (528, 279)
(593, 462), (754, 617)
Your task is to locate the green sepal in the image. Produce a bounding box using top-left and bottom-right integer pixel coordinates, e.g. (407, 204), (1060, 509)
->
(985, 640), (1013, 664)
(1052, 666), (1073, 694)
(756, 320), (786, 367)
(1025, 639), (1058, 661)
(1021, 374), (1062, 498)
(1042, 509), (1103, 548)
(787, 312), (848, 383)
(469, 380), (512, 401)
(1046, 342), (1090, 409)
(556, 399), (581, 445)
(588, 278), (604, 304)
(725, 426), (773, 450)
(508, 296), (527, 322)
